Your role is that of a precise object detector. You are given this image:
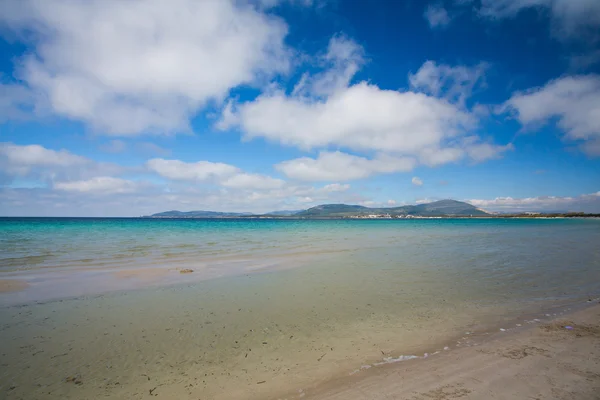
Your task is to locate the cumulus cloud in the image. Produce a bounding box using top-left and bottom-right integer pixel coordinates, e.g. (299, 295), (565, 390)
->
(221, 173), (285, 190)
(464, 140), (515, 162)
(275, 151), (416, 181)
(412, 177), (424, 186)
(146, 158), (239, 181)
(322, 183), (351, 192)
(415, 198), (436, 204)
(292, 35), (366, 98)
(0, 180), (359, 216)
(418, 139), (513, 166)
(0, 143), (87, 169)
(469, 192), (600, 213)
(0, 144), (362, 215)
(235, 82), (475, 153)
(54, 177), (143, 194)
(135, 142), (171, 157)
(503, 75), (600, 156)
(409, 61), (488, 105)
(0, 142), (124, 182)
(222, 39), (508, 168)
(0, 0), (290, 135)
(477, 0), (600, 39)
(424, 3), (451, 28)
(100, 140), (127, 154)
(147, 157), (285, 190)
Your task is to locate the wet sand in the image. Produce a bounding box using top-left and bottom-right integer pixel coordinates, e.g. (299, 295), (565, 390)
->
(0, 279), (29, 293)
(1, 273), (597, 400)
(294, 303), (600, 400)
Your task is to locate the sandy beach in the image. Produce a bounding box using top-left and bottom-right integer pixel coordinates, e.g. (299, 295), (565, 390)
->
(0, 279), (29, 293)
(292, 303), (600, 400)
(1, 218), (599, 400)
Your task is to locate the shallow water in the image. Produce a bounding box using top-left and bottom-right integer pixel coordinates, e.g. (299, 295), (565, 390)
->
(1, 218), (599, 399)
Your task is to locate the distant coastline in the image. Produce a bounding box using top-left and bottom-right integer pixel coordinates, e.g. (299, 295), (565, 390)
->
(142, 199), (600, 220)
(142, 214), (600, 220)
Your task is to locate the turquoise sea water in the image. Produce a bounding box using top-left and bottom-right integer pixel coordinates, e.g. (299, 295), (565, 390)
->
(1, 217), (600, 399)
(2, 217), (600, 301)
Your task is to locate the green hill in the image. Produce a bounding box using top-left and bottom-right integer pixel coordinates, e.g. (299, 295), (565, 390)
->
(296, 200), (488, 217)
(295, 204), (369, 217)
(146, 200), (489, 218)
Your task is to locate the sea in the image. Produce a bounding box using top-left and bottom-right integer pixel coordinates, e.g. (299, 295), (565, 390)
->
(1, 217), (599, 399)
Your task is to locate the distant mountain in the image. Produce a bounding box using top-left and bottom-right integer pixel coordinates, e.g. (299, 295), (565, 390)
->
(264, 210), (304, 216)
(147, 210), (254, 218)
(296, 200), (489, 217)
(295, 204), (369, 217)
(145, 200), (489, 219)
(398, 199), (489, 216)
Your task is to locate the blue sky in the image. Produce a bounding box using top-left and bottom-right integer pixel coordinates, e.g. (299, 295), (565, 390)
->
(0, 0), (599, 216)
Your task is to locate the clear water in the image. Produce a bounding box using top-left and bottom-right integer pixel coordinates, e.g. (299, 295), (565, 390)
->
(1, 218), (599, 399)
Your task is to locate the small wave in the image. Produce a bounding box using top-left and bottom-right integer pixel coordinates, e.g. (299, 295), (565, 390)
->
(350, 355), (419, 375)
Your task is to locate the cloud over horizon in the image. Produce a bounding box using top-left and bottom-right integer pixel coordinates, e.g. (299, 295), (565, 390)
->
(0, 1), (598, 216)
(470, 192), (600, 213)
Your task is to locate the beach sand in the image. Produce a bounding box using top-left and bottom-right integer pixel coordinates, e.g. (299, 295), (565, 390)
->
(292, 303), (600, 400)
(112, 267), (172, 281)
(0, 279), (29, 293)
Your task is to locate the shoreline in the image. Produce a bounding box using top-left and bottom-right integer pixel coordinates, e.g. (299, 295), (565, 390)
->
(0, 279), (29, 293)
(274, 301), (600, 400)
(0, 253), (327, 306)
(1, 275), (598, 399)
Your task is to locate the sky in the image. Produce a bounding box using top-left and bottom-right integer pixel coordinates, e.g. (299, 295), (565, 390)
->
(0, 0), (599, 216)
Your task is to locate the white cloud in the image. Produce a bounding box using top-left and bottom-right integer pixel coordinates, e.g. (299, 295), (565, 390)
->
(358, 200), (377, 207)
(469, 192), (600, 212)
(387, 199), (397, 206)
(0, 176), (362, 216)
(412, 176), (423, 186)
(464, 140), (515, 162)
(418, 146), (465, 166)
(323, 183), (351, 192)
(146, 158), (239, 181)
(477, 0), (600, 39)
(0, 143), (87, 169)
(0, 0), (290, 135)
(256, 0), (316, 9)
(54, 177), (142, 194)
(216, 100), (239, 131)
(100, 140), (170, 156)
(503, 75), (600, 156)
(0, 142), (128, 184)
(0, 144), (366, 216)
(221, 173), (285, 190)
(147, 157), (285, 190)
(415, 198), (434, 204)
(100, 140), (127, 153)
(424, 4), (451, 28)
(235, 82), (475, 153)
(418, 139), (513, 166)
(582, 139), (600, 156)
(409, 61), (488, 105)
(275, 151), (416, 181)
(223, 42), (508, 168)
(135, 142), (171, 157)
(292, 35), (366, 98)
